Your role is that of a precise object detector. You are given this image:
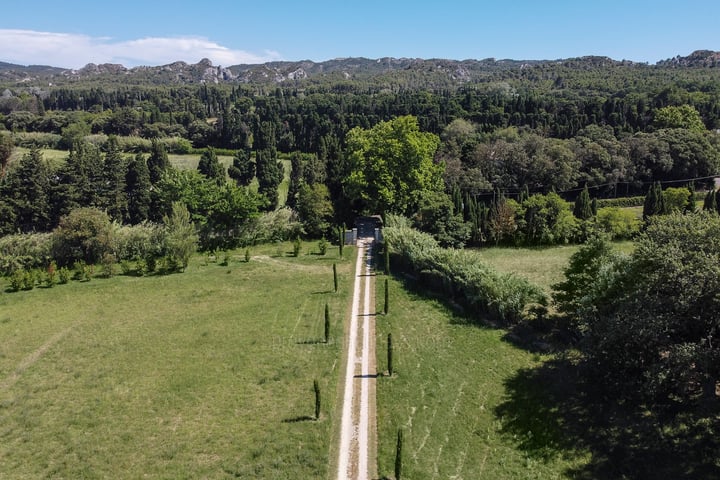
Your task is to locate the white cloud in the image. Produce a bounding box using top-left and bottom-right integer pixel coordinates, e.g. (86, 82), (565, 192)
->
(0, 29), (282, 68)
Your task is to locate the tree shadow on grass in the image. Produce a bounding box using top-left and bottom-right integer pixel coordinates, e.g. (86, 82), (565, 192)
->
(495, 357), (720, 479)
(281, 415), (315, 423)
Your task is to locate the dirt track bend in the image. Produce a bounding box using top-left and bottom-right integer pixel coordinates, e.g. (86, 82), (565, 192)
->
(337, 237), (377, 480)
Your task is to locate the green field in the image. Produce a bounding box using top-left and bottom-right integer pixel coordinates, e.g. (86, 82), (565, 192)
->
(374, 274), (589, 479)
(0, 242), (353, 479)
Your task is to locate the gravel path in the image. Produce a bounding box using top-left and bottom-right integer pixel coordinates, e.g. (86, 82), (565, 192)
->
(337, 238), (377, 480)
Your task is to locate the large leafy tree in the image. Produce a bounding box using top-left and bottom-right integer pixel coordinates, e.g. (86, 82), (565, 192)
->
(344, 115), (443, 215)
(296, 183), (333, 238)
(581, 213), (720, 407)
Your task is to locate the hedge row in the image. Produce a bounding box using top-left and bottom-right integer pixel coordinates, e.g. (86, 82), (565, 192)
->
(383, 225), (545, 324)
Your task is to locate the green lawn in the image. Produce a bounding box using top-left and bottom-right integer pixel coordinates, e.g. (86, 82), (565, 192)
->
(0, 241), (353, 479)
(477, 241), (634, 291)
(375, 276), (589, 479)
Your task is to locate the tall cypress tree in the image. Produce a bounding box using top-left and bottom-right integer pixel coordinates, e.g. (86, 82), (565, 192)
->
(125, 153), (152, 224)
(643, 182), (666, 221)
(228, 148), (255, 187)
(102, 136), (128, 222)
(147, 138), (169, 185)
(573, 184), (593, 220)
(703, 189), (718, 213)
(255, 148), (282, 210)
(197, 147), (226, 185)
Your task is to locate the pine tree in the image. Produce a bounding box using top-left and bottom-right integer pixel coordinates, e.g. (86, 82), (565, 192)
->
(125, 153), (152, 224)
(54, 140), (104, 218)
(197, 147), (226, 185)
(3, 146), (52, 232)
(573, 184), (593, 220)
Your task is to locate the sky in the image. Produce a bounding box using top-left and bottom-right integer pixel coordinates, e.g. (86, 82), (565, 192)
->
(1, 0), (719, 69)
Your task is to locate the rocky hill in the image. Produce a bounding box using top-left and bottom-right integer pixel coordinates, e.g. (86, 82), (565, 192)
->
(0, 51), (717, 87)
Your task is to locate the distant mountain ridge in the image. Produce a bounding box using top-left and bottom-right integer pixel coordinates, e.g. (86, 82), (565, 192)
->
(0, 50), (717, 86)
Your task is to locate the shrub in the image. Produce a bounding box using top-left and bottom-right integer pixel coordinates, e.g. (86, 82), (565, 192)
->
(100, 253), (117, 278)
(0, 233), (53, 275)
(58, 267), (71, 284)
(45, 262), (57, 287)
(318, 237), (328, 255)
(292, 237), (302, 257)
(112, 222), (164, 263)
(53, 208), (113, 267)
(9, 269), (25, 292)
(119, 260), (133, 275)
(596, 207), (641, 240)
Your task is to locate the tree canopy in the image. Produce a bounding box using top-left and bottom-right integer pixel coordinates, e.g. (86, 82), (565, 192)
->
(345, 115), (443, 215)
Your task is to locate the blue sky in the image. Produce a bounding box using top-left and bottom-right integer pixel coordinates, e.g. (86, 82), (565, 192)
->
(1, 0), (719, 68)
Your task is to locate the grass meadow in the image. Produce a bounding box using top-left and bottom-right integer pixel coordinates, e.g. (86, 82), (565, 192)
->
(0, 241), (353, 479)
(372, 242), (639, 479)
(374, 275), (590, 480)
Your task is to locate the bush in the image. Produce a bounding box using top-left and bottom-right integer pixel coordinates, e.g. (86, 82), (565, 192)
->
(45, 262), (57, 287)
(12, 132), (62, 149)
(112, 222), (164, 263)
(58, 267), (71, 284)
(0, 233), (53, 275)
(318, 238), (328, 255)
(9, 269), (25, 292)
(100, 253), (117, 278)
(596, 207), (641, 240)
(52, 208), (113, 267)
(292, 237), (302, 257)
(238, 208), (302, 245)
